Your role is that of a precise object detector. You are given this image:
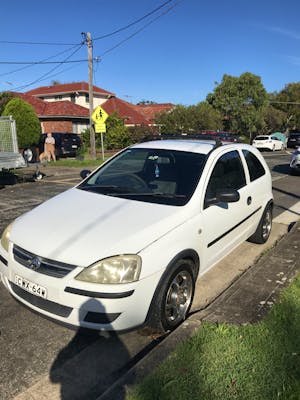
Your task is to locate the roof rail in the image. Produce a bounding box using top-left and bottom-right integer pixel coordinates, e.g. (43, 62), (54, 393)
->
(141, 133), (223, 148)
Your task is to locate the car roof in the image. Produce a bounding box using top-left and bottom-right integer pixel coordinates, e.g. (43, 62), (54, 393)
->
(131, 139), (250, 156)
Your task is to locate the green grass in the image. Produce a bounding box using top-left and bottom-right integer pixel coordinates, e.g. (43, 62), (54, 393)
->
(46, 154), (115, 168)
(47, 158), (105, 168)
(129, 275), (300, 400)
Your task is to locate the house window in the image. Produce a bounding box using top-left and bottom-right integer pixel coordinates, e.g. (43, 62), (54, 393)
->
(55, 95), (62, 100)
(70, 94), (76, 103)
(85, 94), (89, 103)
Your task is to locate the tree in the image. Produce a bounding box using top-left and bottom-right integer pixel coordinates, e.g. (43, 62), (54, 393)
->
(136, 100), (157, 105)
(127, 124), (157, 144)
(0, 91), (14, 115)
(155, 102), (222, 134)
(270, 83), (300, 131)
(104, 113), (130, 150)
(261, 105), (287, 134)
(2, 97), (41, 148)
(207, 72), (268, 140)
(187, 102), (223, 132)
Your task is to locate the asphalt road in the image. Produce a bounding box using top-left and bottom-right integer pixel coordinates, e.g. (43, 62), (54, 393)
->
(0, 150), (299, 400)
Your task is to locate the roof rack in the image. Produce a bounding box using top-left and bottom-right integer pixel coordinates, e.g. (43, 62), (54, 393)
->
(141, 133), (223, 149)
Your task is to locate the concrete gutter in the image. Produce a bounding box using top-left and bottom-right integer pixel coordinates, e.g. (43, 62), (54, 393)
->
(98, 221), (300, 400)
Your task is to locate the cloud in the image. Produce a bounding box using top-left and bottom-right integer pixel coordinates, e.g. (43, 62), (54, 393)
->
(268, 27), (300, 40)
(285, 55), (300, 66)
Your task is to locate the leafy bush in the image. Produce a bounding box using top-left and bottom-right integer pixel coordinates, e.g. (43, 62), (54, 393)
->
(2, 98), (41, 148)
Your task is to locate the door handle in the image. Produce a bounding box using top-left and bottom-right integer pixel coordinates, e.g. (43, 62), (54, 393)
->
(247, 196), (252, 205)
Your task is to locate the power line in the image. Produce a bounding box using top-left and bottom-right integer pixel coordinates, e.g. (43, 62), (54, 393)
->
(0, 44), (83, 77)
(0, 40), (78, 46)
(0, 1), (181, 90)
(99, 0), (181, 57)
(94, 0), (174, 41)
(11, 44), (84, 91)
(29, 1), (179, 88)
(0, 59), (87, 65)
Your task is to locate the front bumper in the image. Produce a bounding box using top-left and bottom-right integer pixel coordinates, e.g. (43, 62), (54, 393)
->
(0, 244), (161, 331)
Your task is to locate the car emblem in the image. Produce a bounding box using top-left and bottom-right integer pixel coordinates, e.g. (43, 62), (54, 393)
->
(28, 256), (41, 271)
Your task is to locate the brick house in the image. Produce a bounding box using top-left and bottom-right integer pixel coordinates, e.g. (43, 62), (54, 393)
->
(21, 82), (174, 134)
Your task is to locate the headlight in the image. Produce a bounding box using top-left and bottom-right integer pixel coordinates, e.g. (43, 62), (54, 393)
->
(1, 223), (12, 252)
(75, 255), (142, 284)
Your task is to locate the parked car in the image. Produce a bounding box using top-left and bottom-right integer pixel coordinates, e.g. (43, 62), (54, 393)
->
(289, 148), (300, 175)
(22, 132), (82, 163)
(252, 135), (284, 151)
(0, 139), (273, 332)
(38, 133), (82, 159)
(287, 132), (300, 148)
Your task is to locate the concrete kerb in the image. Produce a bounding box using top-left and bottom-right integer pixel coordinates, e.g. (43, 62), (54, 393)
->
(97, 221), (300, 400)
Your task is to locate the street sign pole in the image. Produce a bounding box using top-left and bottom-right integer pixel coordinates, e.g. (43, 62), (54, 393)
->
(100, 132), (105, 160)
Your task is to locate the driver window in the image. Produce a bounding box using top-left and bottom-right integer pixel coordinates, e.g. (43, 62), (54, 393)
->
(205, 150), (246, 206)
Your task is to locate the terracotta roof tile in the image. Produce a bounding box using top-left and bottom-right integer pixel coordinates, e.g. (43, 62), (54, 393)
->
(102, 97), (150, 125)
(19, 93), (89, 118)
(26, 82), (114, 97)
(135, 103), (174, 122)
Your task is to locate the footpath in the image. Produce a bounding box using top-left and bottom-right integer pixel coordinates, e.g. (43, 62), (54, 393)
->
(98, 220), (300, 400)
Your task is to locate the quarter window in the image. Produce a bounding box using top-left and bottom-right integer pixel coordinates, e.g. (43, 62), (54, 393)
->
(242, 150), (265, 181)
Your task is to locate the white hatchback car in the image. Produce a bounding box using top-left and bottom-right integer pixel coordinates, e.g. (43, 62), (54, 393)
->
(0, 139), (273, 332)
(252, 135), (284, 151)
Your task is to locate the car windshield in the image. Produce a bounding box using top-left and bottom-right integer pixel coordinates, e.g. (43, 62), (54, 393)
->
(78, 147), (206, 206)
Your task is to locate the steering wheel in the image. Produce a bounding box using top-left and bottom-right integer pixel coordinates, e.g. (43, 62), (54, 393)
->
(124, 174), (149, 192)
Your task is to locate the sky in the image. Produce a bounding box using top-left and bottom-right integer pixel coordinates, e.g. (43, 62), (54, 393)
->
(0, 0), (299, 105)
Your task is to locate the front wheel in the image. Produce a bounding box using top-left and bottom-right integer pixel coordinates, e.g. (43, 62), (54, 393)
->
(147, 259), (195, 332)
(23, 147), (37, 163)
(248, 204), (273, 244)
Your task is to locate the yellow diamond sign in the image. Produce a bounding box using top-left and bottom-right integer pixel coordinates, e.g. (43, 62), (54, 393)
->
(92, 106), (109, 124)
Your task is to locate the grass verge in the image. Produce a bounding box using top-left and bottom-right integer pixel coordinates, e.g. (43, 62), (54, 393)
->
(129, 275), (300, 400)
(46, 158), (104, 168)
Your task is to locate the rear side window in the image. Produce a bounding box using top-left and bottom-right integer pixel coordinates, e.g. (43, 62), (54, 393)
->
(242, 150), (265, 181)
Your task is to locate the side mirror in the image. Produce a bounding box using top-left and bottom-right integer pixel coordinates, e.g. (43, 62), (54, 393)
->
(80, 169), (91, 180)
(205, 189), (240, 208)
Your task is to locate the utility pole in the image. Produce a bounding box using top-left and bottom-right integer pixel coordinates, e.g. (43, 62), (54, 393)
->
(82, 32), (96, 160)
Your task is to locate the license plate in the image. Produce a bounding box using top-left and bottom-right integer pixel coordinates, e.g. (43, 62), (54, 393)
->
(72, 145), (78, 148)
(15, 275), (47, 299)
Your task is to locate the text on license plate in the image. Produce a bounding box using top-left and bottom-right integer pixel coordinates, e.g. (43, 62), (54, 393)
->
(15, 275), (47, 299)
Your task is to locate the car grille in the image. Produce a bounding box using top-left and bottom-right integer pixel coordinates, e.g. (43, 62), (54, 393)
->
(10, 283), (73, 317)
(13, 245), (77, 278)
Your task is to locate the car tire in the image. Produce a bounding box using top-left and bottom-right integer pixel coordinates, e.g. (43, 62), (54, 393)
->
(147, 259), (195, 332)
(248, 203), (273, 244)
(23, 147), (37, 163)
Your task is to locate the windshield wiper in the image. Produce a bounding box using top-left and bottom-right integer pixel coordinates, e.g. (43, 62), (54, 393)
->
(115, 193), (186, 198)
(78, 184), (133, 194)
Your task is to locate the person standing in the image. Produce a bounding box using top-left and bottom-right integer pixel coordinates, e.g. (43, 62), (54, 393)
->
(45, 133), (56, 162)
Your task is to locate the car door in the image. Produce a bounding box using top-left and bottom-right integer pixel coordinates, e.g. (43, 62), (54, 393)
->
(200, 149), (254, 269)
(271, 136), (281, 150)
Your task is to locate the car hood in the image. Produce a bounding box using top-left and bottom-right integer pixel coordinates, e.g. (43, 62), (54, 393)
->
(10, 188), (189, 267)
